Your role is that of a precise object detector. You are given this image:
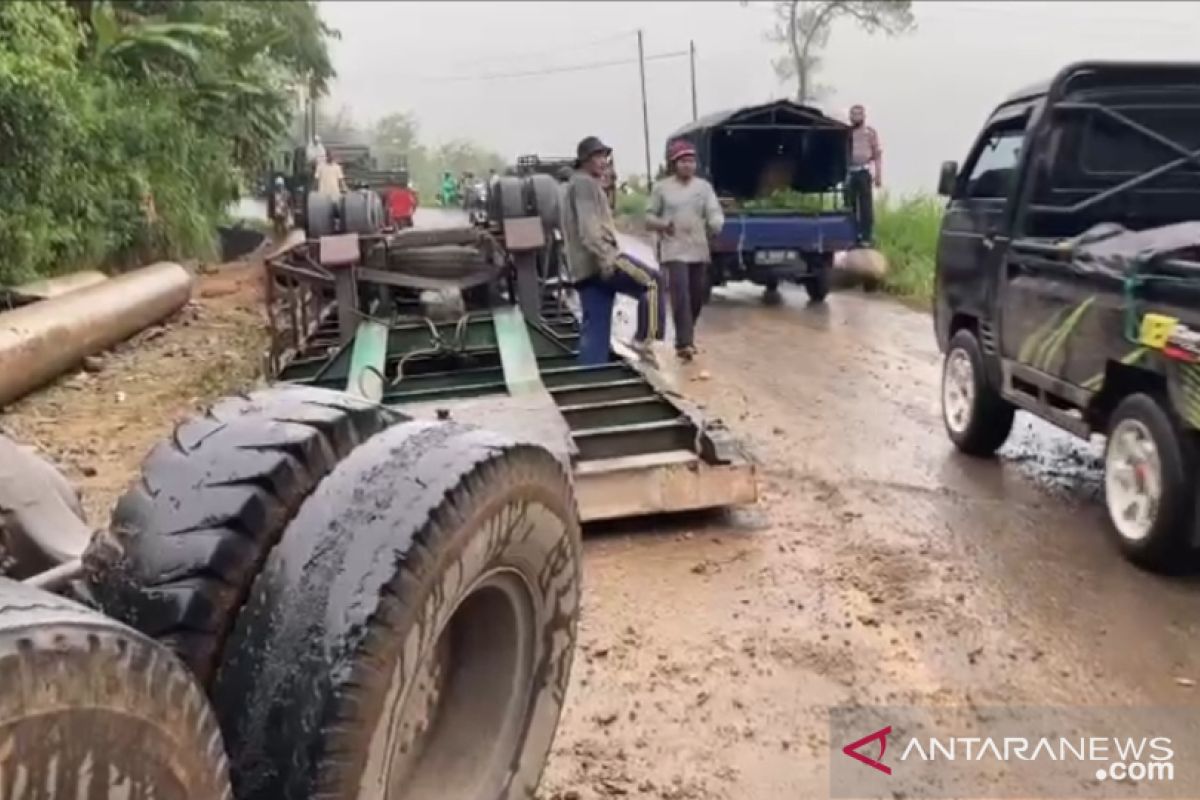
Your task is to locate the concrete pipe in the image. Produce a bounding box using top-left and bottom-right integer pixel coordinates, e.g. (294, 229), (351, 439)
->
(7, 271), (109, 304)
(0, 262), (194, 408)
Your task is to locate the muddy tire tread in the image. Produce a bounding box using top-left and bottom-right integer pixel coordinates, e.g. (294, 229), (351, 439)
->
(0, 579), (231, 800)
(83, 386), (399, 686)
(214, 421), (581, 800)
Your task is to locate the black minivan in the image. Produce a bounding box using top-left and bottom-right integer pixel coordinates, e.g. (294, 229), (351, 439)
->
(933, 61), (1200, 571)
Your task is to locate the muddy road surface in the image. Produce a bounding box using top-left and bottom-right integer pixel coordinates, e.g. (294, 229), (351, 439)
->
(5, 246), (1199, 798)
(540, 283), (1200, 799)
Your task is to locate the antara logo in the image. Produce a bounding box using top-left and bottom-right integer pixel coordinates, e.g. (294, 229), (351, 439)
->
(842, 726), (893, 775)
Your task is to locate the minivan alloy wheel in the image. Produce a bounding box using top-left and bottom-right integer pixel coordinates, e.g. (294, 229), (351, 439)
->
(942, 348), (976, 435)
(1105, 418), (1163, 543)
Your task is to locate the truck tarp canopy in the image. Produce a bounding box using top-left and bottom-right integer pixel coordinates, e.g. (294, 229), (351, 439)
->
(1073, 221), (1200, 278)
(666, 99), (850, 199)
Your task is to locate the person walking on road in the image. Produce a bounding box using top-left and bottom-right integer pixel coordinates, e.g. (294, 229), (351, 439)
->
(646, 139), (724, 362)
(439, 171), (459, 207)
(314, 151), (346, 199)
(846, 104), (882, 247)
(268, 176), (293, 239)
(561, 136), (664, 367)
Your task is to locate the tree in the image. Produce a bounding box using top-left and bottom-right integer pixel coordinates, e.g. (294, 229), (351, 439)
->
(316, 104), (365, 144)
(0, 0), (337, 283)
(370, 112), (422, 170)
(764, 1), (915, 104)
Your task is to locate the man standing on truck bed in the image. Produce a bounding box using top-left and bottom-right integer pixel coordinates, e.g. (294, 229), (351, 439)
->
(646, 139), (725, 362)
(562, 135), (663, 367)
(314, 151), (346, 199)
(847, 104), (882, 246)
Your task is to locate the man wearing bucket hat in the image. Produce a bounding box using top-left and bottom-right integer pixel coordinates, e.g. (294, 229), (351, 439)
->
(561, 135), (664, 366)
(646, 138), (724, 362)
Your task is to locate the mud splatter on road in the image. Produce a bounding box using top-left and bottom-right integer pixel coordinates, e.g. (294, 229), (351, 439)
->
(540, 283), (1200, 799)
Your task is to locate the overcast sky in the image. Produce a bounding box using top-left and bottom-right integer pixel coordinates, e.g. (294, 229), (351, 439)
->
(320, 1), (1200, 194)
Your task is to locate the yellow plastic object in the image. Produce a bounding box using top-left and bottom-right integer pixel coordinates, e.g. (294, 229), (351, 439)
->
(1138, 313), (1179, 349)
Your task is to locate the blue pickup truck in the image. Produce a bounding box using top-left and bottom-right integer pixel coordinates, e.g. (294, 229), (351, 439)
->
(666, 99), (857, 302)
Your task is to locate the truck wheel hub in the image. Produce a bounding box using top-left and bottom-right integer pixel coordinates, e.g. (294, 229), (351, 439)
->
(362, 568), (537, 800)
(1105, 419), (1162, 542)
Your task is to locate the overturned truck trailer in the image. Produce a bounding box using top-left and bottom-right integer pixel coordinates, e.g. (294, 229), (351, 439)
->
(264, 217), (757, 523)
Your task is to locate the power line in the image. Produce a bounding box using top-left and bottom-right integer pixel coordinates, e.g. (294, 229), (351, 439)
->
(416, 50), (690, 83)
(446, 28), (638, 70)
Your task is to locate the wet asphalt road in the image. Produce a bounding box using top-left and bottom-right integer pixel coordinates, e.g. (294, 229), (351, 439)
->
(540, 282), (1200, 799)
(413, 207), (469, 228)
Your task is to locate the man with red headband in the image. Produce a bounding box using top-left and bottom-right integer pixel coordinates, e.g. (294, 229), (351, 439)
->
(646, 138), (724, 362)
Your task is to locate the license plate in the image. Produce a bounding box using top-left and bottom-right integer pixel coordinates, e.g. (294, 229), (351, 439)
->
(756, 249), (798, 265)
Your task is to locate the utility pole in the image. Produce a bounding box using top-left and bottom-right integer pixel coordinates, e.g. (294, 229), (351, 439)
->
(689, 40), (698, 121)
(637, 29), (652, 188)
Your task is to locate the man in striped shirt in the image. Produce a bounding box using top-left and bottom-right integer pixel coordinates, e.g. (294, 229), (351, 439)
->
(846, 104), (882, 247)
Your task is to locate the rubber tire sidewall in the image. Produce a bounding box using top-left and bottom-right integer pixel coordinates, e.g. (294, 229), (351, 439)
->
(214, 422), (581, 800)
(353, 447), (578, 800)
(306, 192), (336, 239)
(942, 329), (1015, 457)
(0, 579), (231, 800)
(1103, 393), (1197, 571)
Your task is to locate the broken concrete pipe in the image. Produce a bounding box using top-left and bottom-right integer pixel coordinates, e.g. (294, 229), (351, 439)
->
(3, 270), (109, 308)
(0, 262), (194, 408)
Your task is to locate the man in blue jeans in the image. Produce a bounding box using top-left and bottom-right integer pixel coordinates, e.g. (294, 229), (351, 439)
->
(560, 135), (664, 366)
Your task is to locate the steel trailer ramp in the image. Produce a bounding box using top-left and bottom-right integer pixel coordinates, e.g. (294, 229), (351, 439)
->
(279, 304), (756, 523)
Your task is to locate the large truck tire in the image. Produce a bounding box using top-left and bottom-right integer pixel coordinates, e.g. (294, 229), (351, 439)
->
(530, 173), (561, 229)
(83, 386), (399, 686)
(494, 175), (530, 219)
(343, 188), (384, 235)
(306, 192), (337, 238)
(0, 578), (231, 800)
(390, 245), (497, 288)
(388, 226), (485, 250)
(214, 420), (582, 800)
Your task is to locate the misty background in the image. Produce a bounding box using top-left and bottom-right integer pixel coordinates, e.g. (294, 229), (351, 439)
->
(320, 1), (1200, 195)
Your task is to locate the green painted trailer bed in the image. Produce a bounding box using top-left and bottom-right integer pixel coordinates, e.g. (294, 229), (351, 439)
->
(265, 229), (757, 523)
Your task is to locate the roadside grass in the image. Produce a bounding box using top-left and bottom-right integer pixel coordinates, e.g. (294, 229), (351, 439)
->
(875, 193), (943, 304)
(616, 190), (649, 218)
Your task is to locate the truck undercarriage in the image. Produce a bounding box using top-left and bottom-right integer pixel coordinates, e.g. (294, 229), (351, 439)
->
(0, 175), (756, 799)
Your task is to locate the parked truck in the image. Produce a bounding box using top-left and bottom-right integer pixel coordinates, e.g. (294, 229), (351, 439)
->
(274, 141), (414, 237)
(666, 99), (857, 303)
(934, 61), (1200, 572)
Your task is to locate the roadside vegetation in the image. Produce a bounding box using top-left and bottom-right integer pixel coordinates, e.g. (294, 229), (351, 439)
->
(873, 193), (942, 302)
(0, 1), (334, 285)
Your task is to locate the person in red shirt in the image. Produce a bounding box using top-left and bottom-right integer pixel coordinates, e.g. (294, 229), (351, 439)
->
(385, 182), (417, 229)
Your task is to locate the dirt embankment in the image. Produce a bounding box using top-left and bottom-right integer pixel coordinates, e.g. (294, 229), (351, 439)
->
(0, 259), (270, 525)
